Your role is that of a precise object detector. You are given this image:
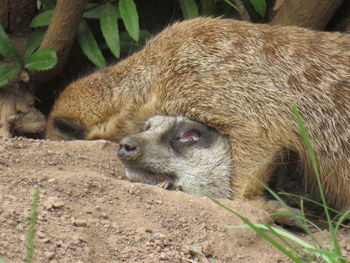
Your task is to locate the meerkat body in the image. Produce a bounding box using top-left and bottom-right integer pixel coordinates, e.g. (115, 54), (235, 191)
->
(46, 18), (350, 220)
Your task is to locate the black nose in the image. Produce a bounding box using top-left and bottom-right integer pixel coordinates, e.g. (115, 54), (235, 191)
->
(118, 137), (141, 160)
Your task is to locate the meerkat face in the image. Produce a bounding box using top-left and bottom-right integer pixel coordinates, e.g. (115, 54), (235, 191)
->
(117, 115), (233, 199)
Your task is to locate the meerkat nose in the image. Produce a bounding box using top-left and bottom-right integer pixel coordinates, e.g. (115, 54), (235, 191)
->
(118, 137), (142, 161)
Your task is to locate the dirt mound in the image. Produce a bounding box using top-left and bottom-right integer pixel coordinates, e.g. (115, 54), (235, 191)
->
(1, 138), (349, 262)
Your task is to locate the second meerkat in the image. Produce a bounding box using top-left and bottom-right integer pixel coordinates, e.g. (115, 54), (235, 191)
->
(46, 18), (350, 222)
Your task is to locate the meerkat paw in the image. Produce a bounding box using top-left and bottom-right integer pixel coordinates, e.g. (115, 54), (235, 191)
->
(157, 180), (175, 190)
(266, 200), (303, 227)
(157, 181), (184, 192)
(249, 199), (303, 228)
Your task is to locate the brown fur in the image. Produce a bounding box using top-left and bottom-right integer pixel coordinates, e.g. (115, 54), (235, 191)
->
(46, 18), (350, 218)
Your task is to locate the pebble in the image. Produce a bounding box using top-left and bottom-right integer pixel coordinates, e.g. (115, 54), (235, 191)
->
(159, 252), (169, 260)
(346, 243), (350, 251)
(45, 251), (55, 260)
(136, 226), (153, 233)
(44, 196), (65, 209)
(72, 218), (88, 227)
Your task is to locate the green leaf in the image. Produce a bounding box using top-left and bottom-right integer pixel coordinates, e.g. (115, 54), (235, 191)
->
(120, 30), (151, 56)
(250, 0), (267, 17)
(77, 20), (106, 68)
(119, 0), (139, 42)
(179, 0), (199, 19)
(84, 3), (106, 19)
(0, 66), (21, 87)
(24, 29), (46, 59)
(100, 3), (120, 58)
(30, 9), (54, 28)
(24, 47), (57, 70)
(0, 25), (23, 65)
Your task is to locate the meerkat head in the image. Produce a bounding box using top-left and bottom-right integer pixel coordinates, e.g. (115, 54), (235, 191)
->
(117, 115), (233, 199)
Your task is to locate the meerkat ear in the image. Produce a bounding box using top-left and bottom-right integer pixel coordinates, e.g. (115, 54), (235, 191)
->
(53, 117), (86, 140)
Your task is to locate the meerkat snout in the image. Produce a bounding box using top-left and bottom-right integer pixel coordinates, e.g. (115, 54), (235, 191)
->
(118, 137), (142, 161)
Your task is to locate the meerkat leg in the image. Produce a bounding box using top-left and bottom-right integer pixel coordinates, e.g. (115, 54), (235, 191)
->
(230, 140), (301, 227)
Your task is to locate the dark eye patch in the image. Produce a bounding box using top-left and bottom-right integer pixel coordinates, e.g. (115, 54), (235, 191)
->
(178, 131), (200, 142)
(53, 117), (85, 140)
(162, 120), (216, 154)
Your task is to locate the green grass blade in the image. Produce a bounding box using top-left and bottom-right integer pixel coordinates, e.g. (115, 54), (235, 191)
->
(204, 194), (304, 263)
(25, 186), (40, 263)
(24, 47), (57, 71)
(335, 210), (350, 242)
(278, 192), (341, 214)
(100, 2), (120, 58)
(231, 224), (315, 250)
(0, 25), (23, 65)
(119, 0), (139, 42)
(223, 0), (241, 13)
(293, 105), (342, 256)
(260, 180), (321, 247)
(77, 20), (107, 68)
(179, 0), (199, 19)
(0, 66), (20, 87)
(231, 224), (334, 263)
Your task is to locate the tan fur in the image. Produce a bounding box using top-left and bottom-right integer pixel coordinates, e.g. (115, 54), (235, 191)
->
(46, 18), (350, 218)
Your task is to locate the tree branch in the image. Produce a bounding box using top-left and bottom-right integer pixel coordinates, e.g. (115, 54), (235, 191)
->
(30, 0), (88, 84)
(271, 0), (343, 30)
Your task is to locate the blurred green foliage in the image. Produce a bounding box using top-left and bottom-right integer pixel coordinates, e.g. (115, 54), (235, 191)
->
(0, 0), (267, 85)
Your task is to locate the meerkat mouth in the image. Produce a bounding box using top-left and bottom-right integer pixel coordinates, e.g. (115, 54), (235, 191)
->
(126, 166), (178, 185)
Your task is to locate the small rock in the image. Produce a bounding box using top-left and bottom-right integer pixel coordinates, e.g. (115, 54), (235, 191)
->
(136, 226), (153, 234)
(45, 251), (55, 260)
(100, 212), (108, 219)
(346, 243), (350, 251)
(44, 196), (64, 209)
(36, 231), (45, 238)
(159, 252), (169, 260)
(42, 238), (51, 244)
(56, 240), (64, 247)
(72, 218), (87, 227)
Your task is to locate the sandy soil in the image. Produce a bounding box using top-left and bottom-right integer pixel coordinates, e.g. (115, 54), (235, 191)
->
(1, 137), (349, 263)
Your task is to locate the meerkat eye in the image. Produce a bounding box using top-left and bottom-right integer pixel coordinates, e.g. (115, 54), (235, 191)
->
(142, 122), (151, 131)
(178, 131), (200, 142)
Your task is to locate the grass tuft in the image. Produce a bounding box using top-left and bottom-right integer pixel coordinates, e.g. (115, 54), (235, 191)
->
(25, 185), (41, 263)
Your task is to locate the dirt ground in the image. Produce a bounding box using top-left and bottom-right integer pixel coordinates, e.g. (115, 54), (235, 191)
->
(1, 137), (349, 263)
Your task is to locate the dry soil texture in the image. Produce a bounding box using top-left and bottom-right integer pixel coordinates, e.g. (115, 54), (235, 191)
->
(1, 138), (349, 263)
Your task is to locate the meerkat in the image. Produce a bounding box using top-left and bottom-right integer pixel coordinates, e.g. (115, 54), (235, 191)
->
(117, 115), (233, 199)
(118, 115), (303, 225)
(46, 18), (350, 223)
